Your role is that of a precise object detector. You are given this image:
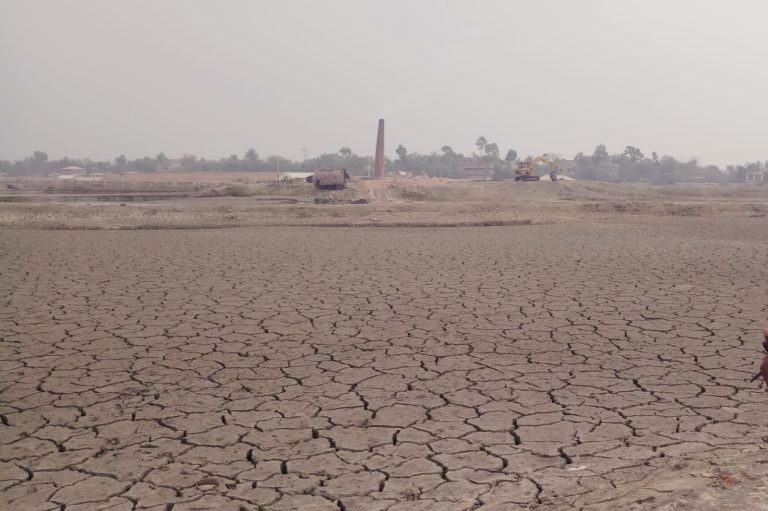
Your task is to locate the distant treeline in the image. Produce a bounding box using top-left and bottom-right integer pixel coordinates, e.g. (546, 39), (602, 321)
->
(1, 140), (765, 184)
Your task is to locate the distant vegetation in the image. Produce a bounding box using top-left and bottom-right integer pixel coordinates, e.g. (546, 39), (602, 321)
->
(1, 141), (765, 184)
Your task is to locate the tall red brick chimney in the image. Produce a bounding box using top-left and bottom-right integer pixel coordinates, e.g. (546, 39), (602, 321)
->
(374, 119), (385, 179)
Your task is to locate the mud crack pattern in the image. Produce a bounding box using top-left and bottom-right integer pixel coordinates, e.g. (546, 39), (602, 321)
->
(1, 220), (767, 511)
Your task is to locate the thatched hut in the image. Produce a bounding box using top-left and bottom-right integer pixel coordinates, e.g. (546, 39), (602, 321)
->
(314, 168), (349, 190)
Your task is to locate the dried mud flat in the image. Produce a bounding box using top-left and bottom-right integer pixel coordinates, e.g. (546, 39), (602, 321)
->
(2, 216), (768, 510)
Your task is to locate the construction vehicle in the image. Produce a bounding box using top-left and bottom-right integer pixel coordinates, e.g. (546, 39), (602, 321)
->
(515, 156), (556, 181)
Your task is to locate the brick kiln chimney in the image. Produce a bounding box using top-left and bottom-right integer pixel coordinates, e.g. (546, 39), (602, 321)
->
(374, 119), (385, 179)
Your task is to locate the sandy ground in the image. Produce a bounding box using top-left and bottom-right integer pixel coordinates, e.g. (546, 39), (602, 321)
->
(1, 178), (767, 510)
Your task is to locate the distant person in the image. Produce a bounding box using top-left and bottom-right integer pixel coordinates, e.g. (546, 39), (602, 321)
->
(550, 170), (557, 182)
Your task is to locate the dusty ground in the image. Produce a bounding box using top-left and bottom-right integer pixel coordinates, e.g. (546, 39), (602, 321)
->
(1, 178), (767, 230)
(112, 172), (280, 184)
(1, 210), (767, 510)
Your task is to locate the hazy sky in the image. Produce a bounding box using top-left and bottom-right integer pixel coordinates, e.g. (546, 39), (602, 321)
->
(1, 0), (766, 166)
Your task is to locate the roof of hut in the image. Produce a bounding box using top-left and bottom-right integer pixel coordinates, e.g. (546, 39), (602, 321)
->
(314, 168), (349, 187)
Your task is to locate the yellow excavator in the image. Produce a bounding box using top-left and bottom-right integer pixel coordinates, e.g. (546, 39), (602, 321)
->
(515, 156), (556, 182)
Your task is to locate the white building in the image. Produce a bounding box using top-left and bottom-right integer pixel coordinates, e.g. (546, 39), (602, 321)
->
(746, 169), (766, 184)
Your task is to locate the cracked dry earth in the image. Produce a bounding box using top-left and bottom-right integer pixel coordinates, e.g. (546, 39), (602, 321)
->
(1, 218), (767, 511)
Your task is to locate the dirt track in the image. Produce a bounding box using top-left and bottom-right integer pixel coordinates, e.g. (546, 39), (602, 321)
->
(2, 217), (767, 510)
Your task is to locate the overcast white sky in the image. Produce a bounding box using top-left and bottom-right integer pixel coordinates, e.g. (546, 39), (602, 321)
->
(1, 0), (766, 166)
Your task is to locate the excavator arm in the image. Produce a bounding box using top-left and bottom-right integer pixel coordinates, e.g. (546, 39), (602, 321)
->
(515, 156), (555, 181)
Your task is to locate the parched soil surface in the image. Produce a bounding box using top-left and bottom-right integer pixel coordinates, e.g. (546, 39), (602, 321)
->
(1, 218), (767, 511)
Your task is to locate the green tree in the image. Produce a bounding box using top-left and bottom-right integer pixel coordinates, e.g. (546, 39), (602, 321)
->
(395, 145), (408, 168)
(592, 144), (608, 164)
(338, 147), (352, 157)
(439, 145), (455, 174)
(156, 152), (168, 164)
(223, 154), (242, 171)
(245, 148), (259, 161)
(475, 136), (488, 155)
(114, 154), (127, 169)
(623, 146), (644, 163)
(33, 151), (48, 163)
(181, 154), (198, 171)
(132, 156), (156, 173)
(484, 142), (499, 159)
(266, 155), (288, 171)
(504, 149), (518, 163)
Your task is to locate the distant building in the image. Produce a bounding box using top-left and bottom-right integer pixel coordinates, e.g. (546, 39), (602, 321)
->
(746, 169), (766, 184)
(279, 172), (314, 184)
(60, 166), (85, 175)
(57, 174), (101, 182)
(156, 159), (184, 172)
(555, 160), (578, 178)
(455, 159), (493, 180)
